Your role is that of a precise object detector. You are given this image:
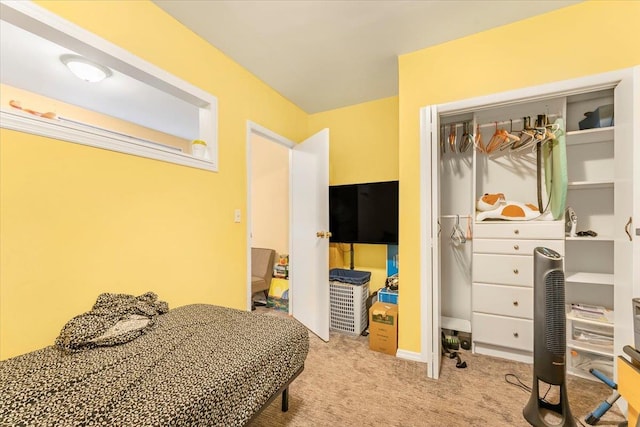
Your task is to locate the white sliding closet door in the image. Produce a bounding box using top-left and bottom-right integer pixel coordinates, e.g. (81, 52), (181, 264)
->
(420, 105), (441, 379)
(422, 104), (475, 379)
(420, 106), (441, 379)
(612, 68), (638, 362)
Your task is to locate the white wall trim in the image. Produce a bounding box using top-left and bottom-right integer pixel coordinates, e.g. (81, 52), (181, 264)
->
(248, 121), (295, 148)
(1, 0), (218, 171)
(396, 349), (427, 363)
(245, 120), (295, 311)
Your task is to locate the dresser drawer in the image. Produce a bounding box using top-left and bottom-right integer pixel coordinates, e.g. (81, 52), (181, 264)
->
(472, 313), (533, 351)
(473, 254), (533, 286)
(474, 221), (563, 240)
(473, 283), (533, 319)
(473, 239), (564, 256)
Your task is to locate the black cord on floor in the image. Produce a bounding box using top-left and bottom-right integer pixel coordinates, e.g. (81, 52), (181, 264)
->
(505, 373), (587, 426)
(505, 374), (553, 404)
(505, 373), (531, 393)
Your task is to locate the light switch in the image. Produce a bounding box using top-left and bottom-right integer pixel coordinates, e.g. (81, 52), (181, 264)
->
(234, 209), (241, 223)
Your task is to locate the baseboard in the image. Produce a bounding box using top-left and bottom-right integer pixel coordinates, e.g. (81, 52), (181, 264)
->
(395, 349), (427, 363)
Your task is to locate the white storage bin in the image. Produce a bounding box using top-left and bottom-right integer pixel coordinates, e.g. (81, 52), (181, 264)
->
(329, 280), (369, 335)
(568, 347), (613, 379)
(570, 321), (613, 350)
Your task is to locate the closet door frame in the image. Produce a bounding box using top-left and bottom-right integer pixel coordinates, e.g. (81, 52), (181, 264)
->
(419, 66), (638, 380)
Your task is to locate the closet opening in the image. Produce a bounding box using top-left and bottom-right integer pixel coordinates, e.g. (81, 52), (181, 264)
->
(420, 67), (638, 382)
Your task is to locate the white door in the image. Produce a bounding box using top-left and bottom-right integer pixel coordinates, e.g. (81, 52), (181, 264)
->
(613, 69), (638, 362)
(290, 129), (330, 341)
(420, 106), (442, 378)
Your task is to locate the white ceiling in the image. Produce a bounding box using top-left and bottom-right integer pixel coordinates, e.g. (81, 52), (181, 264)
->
(1, 0), (581, 139)
(153, 0), (581, 113)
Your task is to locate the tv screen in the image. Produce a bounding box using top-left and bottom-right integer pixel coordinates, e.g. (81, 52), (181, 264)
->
(329, 181), (399, 244)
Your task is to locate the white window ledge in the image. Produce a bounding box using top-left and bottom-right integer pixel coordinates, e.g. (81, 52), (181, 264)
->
(1, 109), (216, 171)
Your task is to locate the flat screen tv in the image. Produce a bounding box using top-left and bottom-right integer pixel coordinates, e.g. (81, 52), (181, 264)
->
(329, 180), (399, 245)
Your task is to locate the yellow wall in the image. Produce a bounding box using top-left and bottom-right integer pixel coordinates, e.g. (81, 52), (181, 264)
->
(309, 96), (398, 186)
(397, 1), (640, 353)
(0, 0), (308, 359)
(4, 0), (638, 363)
(309, 96), (399, 291)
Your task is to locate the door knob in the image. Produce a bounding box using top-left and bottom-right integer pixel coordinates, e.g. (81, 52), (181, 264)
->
(316, 231), (332, 238)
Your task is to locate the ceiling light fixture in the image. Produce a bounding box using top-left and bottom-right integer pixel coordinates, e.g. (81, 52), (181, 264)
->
(60, 54), (112, 83)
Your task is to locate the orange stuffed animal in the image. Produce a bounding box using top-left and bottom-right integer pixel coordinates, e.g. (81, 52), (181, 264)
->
(476, 193), (546, 221)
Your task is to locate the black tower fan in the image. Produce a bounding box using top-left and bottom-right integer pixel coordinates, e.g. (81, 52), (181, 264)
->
(523, 247), (576, 427)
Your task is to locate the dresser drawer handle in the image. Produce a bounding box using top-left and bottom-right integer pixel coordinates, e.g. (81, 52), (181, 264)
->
(513, 332), (519, 338)
(513, 269), (519, 275)
(514, 229), (520, 235)
(514, 244), (519, 250)
(513, 301), (519, 307)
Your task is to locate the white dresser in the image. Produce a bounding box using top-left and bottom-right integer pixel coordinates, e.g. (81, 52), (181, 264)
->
(472, 221), (564, 363)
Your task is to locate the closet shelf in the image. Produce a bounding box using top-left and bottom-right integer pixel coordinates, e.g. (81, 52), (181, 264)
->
(566, 127), (614, 145)
(565, 235), (614, 242)
(567, 180), (614, 189)
(441, 316), (472, 334)
(565, 271), (614, 286)
(566, 304), (614, 325)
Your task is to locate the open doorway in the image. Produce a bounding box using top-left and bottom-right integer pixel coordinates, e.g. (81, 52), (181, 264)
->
(246, 122), (331, 340)
(246, 123), (294, 312)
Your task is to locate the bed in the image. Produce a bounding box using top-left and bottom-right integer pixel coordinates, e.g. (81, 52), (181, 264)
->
(0, 303), (309, 426)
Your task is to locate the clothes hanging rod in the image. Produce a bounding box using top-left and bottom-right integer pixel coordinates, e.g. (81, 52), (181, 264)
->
(442, 113), (562, 130)
(477, 113), (562, 130)
(439, 214), (472, 219)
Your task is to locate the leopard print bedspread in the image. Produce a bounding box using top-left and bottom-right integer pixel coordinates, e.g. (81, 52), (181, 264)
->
(0, 304), (309, 426)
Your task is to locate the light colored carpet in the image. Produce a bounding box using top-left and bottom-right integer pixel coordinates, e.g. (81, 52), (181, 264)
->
(250, 308), (625, 427)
